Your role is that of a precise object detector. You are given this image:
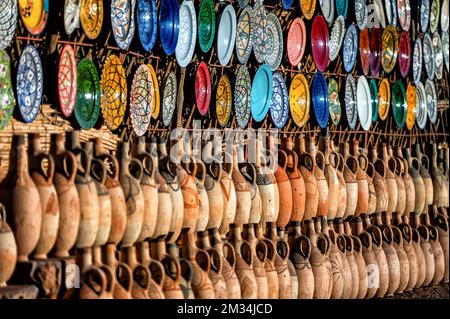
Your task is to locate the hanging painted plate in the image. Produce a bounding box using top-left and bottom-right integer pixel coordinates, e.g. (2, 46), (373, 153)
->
(217, 5), (236, 66)
(148, 64), (160, 119)
(57, 44), (77, 118)
(283, 0), (294, 10)
(443, 31), (449, 72)
(392, 80), (407, 129)
(75, 58), (101, 129)
(289, 74), (310, 128)
(19, 0), (49, 35)
(175, 0), (196, 68)
(312, 72), (329, 128)
(301, 0), (317, 20)
(80, 0), (104, 39)
(381, 25), (398, 74)
(16, 45), (43, 123)
(111, 0), (136, 51)
(100, 55), (127, 130)
(312, 15), (330, 72)
(253, 2), (267, 63)
(397, 0), (411, 31)
(355, 0), (367, 30)
(251, 64), (273, 123)
(137, 0), (158, 52)
(195, 61), (211, 116)
(420, 0), (430, 33)
(216, 74), (232, 127)
(287, 17), (307, 66)
(425, 79), (437, 124)
(235, 5), (253, 64)
(442, 0), (449, 32)
(238, 0), (249, 8)
(384, 0), (398, 27)
(398, 31), (410, 78)
(0, 50), (15, 131)
(335, 0), (348, 18)
(265, 13), (283, 71)
(162, 71), (177, 127)
(415, 82), (427, 129)
(432, 32), (443, 80)
(369, 79), (379, 122)
(320, 0), (335, 25)
(359, 28), (370, 76)
(369, 27), (382, 76)
(0, 0), (17, 51)
(422, 32), (435, 80)
(159, 0), (179, 55)
(270, 72), (289, 129)
(430, 0), (440, 33)
(373, 0), (386, 27)
(357, 75), (371, 131)
(412, 37), (422, 84)
(328, 78), (341, 126)
(130, 64), (153, 136)
(342, 24), (358, 73)
(405, 82), (416, 130)
(344, 75), (357, 129)
(329, 15), (345, 62)
(198, 0), (215, 53)
(234, 64), (251, 128)
(64, 0), (81, 36)
(378, 78), (391, 121)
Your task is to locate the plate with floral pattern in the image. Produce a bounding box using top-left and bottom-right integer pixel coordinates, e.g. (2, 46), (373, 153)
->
(0, 50), (15, 131)
(111, 0), (136, 50)
(80, 0), (104, 39)
(355, 0), (367, 30)
(253, 2), (267, 64)
(381, 25), (398, 74)
(423, 32), (435, 80)
(162, 71), (177, 127)
(234, 64), (251, 128)
(420, 0), (430, 33)
(342, 24), (358, 73)
(412, 37), (422, 84)
(216, 73), (232, 127)
(328, 78), (341, 125)
(432, 32), (443, 80)
(344, 74), (357, 129)
(58, 44), (77, 117)
(265, 13), (283, 71)
(329, 15), (345, 62)
(270, 72), (289, 129)
(235, 5), (253, 64)
(64, 0), (81, 36)
(415, 82), (427, 129)
(301, 0), (317, 20)
(175, 0), (197, 68)
(289, 73), (310, 128)
(130, 64), (153, 136)
(425, 79), (437, 124)
(75, 58), (101, 129)
(0, 0), (17, 50)
(430, 0), (440, 33)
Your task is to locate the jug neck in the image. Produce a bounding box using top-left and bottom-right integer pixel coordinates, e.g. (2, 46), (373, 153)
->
(181, 230), (197, 260)
(50, 133), (66, 155)
(351, 217), (365, 235)
(94, 138), (107, 157)
(136, 136), (147, 155)
(197, 231), (211, 250)
(13, 135), (28, 178)
(66, 131), (82, 151)
(294, 134), (306, 156)
(334, 218), (345, 234)
(138, 241), (151, 265)
(28, 133), (42, 156)
(118, 142), (130, 174)
(77, 248), (93, 273)
(350, 139), (360, 157)
(151, 238), (167, 260)
(92, 246), (103, 266)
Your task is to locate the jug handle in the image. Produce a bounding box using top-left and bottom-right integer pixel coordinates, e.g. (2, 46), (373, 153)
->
(97, 153), (120, 180)
(255, 239), (268, 262)
(262, 238), (276, 264)
(149, 259), (166, 289)
(161, 253), (181, 284)
(133, 265), (152, 290)
(84, 267), (107, 297)
(223, 241), (236, 268)
(410, 157), (421, 171)
(116, 262), (133, 293)
(315, 151), (325, 170)
(33, 153), (55, 183)
(276, 239), (289, 261)
(399, 223), (413, 244)
(207, 161), (222, 183)
(337, 153), (345, 172)
(129, 158), (144, 181)
(417, 224), (430, 242)
(0, 203), (6, 225)
(346, 156), (359, 174)
(207, 247), (223, 274)
(90, 159), (107, 185)
(240, 240), (253, 267)
(300, 153), (314, 172)
(316, 233), (331, 256)
(427, 225), (439, 241)
(374, 159), (386, 177)
(351, 235), (362, 252)
(344, 234), (354, 252)
(141, 154), (154, 178)
(421, 155), (430, 170)
(195, 248), (212, 274)
(366, 226), (383, 246)
(195, 161), (206, 184)
(291, 150), (299, 171)
(358, 154), (369, 172)
(391, 226), (403, 245)
(98, 264), (115, 296)
(292, 235), (311, 260)
(435, 214), (449, 232)
(278, 149), (288, 171)
(381, 225), (394, 244)
(75, 148), (91, 179)
(179, 258), (194, 282)
(336, 235), (346, 253)
(62, 151), (78, 183)
(239, 163), (257, 185)
(329, 151), (339, 169)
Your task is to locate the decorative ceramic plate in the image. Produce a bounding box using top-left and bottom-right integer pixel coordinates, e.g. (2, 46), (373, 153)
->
(373, 0), (386, 27)
(58, 44), (77, 118)
(16, 45), (43, 123)
(443, 32), (449, 71)
(217, 5), (236, 66)
(425, 79), (437, 124)
(405, 82), (416, 130)
(392, 80), (407, 129)
(398, 31), (410, 78)
(432, 32), (443, 80)
(357, 75), (372, 131)
(111, 0), (136, 51)
(234, 64), (251, 128)
(19, 0), (49, 35)
(198, 0), (215, 53)
(344, 75), (357, 129)
(320, 0), (335, 25)
(270, 72), (289, 129)
(369, 79), (379, 122)
(329, 15), (345, 62)
(148, 64), (160, 119)
(430, 0), (440, 33)
(397, 0), (411, 31)
(290, 74), (310, 128)
(378, 78), (391, 121)
(195, 61), (211, 116)
(75, 58), (101, 129)
(162, 71), (177, 127)
(335, 0), (348, 18)
(265, 13), (283, 71)
(100, 55), (127, 130)
(0, 51), (15, 131)
(420, 0), (430, 33)
(355, 0), (367, 29)
(342, 24), (358, 73)
(412, 37), (422, 84)
(282, 0), (294, 10)
(422, 32), (435, 80)
(175, 0), (196, 68)
(137, 0), (158, 52)
(301, 0), (317, 20)
(130, 64), (153, 136)
(312, 15), (330, 72)
(0, 0), (18, 50)
(287, 18), (307, 66)
(359, 28), (370, 76)
(236, 5), (253, 64)
(64, 0), (81, 35)
(384, 0), (398, 27)
(415, 82), (427, 129)
(216, 74), (232, 127)
(80, 0), (104, 39)
(312, 72), (329, 128)
(328, 78), (341, 125)
(442, 0), (449, 32)
(381, 25), (398, 73)
(369, 27), (382, 76)
(251, 64), (273, 122)
(253, 2), (267, 63)
(159, 0), (179, 55)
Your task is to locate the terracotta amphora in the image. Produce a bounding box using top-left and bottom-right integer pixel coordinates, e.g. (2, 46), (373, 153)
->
(429, 143), (448, 208)
(379, 144), (398, 219)
(274, 150), (293, 229)
(339, 143), (358, 219)
(410, 213), (435, 286)
(168, 243), (195, 299)
(395, 147), (415, 216)
(255, 224), (278, 299)
(389, 154), (406, 217)
(404, 148), (426, 216)
(0, 203), (17, 287)
(421, 213), (445, 285)
(193, 161), (209, 232)
(318, 136), (339, 220)
(232, 145), (251, 227)
(139, 242), (168, 298)
(308, 140), (329, 218)
(323, 221), (345, 299)
(243, 224), (268, 298)
(267, 223), (291, 299)
(414, 144), (434, 211)
(408, 225), (427, 288)
(349, 140), (369, 217)
(434, 213), (449, 283)
(239, 162), (262, 225)
(372, 158), (389, 213)
(103, 244), (133, 299)
(438, 146), (449, 208)
(365, 162), (378, 214)
(334, 153), (347, 219)
(218, 151), (237, 236)
(389, 223), (410, 293)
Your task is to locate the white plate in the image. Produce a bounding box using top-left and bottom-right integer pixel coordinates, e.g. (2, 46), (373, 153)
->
(384, 0), (398, 27)
(355, 0), (368, 30)
(357, 75), (372, 131)
(425, 79), (437, 124)
(443, 31), (449, 71)
(175, 0), (197, 68)
(415, 82), (427, 129)
(264, 12), (283, 71)
(320, 0), (335, 25)
(432, 32), (443, 80)
(374, 0), (386, 27)
(422, 33), (435, 80)
(412, 37), (422, 84)
(64, 0), (81, 35)
(442, 0), (449, 32)
(217, 5), (236, 66)
(329, 15), (345, 62)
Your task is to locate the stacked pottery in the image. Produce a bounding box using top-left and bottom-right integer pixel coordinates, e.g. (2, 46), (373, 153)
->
(380, 143), (398, 219)
(370, 145), (389, 214)
(434, 213), (449, 282)
(421, 213), (445, 286)
(308, 139), (329, 218)
(232, 145), (251, 227)
(0, 203), (17, 287)
(218, 144), (237, 237)
(195, 161), (210, 233)
(410, 213), (435, 287)
(322, 220), (345, 299)
(414, 144), (434, 212)
(330, 141), (347, 219)
(274, 149), (293, 230)
(429, 143), (448, 209)
(365, 162), (378, 215)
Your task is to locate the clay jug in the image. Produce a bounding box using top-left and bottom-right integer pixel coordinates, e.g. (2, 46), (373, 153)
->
(218, 151), (237, 236)
(410, 213), (435, 286)
(408, 225), (427, 288)
(274, 150), (293, 229)
(168, 243), (195, 299)
(350, 140), (370, 216)
(366, 163), (378, 214)
(414, 144), (434, 211)
(280, 230), (298, 299)
(337, 220), (360, 299)
(380, 143), (398, 218)
(392, 157), (407, 217)
(404, 148), (426, 216)
(309, 141), (329, 218)
(243, 224), (268, 298)
(267, 223), (291, 299)
(254, 224), (278, 299)
(339, 143), (358, 219)
(318, 137), (339, 220)
(102, 244), (133, 299)
(239, 162), (262, 225)
(396, 147), (415, 216)
(323, 221), (345, 299)
(429, 144), (448, 208)
(335, 153), (347, 219)
(422, 213), (445, 285)
(0, 204), (17, 287)
(390, 223), (410, 293)
(69, 266), (110, 299)
(232, 146), (251, 227)
(434, 213), (449, 283)
(372, 158), (389, 213)
(438, 146), (449, 208)
(194, 162), (210, 232)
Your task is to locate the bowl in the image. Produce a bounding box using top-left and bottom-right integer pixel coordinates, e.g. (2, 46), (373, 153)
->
(235, 5), (253, 64)
(405, 82), (416, 130)
(412, 37), (422, 84)
(344, 74), (357, 129)
(289, 73), (310, 128)
(328, 78), (341, 126)
(397, 0), (411, 31)
(378, 78), (391, 121)
(312, 71), (329, 128)
(175, 0), (197, 68)
(130, 64), (153, 136)
(0, 51), (15, 130)
(311, 15), (330, 72)
(264, 12), (283, 71)
(64, 0), (81, 36)
(300, 0), (317, 20)
(381, 25), (398, 73)
(369, 27), (382, 76)
(162, 71), (177, 127)
(198, 0), (215, 53)
(80, 0), (104, 40)
(392, 80), (407, 129)
(217, 5), (236, 66)
(342, 24), (358, 73)
(137, 0), (158, 52)
(357, 75), (372, 131)
(58, 44), (78, 118)
(415, 82), (427, 129)
(359, 28), (370, 76)
(398, 30), (411, 78)
(216, 74), (232, 127)
(251, 64), (273, 122)
(195, 61), (211, 116)
(234, 64), (251, 128)
(287, 17), (306, 66)
(19, 0), (49, 35)
(111, 0), (136, 50)
(159, 0), (179, 55)
(270, 72), (290, 129)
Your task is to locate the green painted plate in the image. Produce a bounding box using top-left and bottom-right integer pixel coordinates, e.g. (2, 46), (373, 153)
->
(392, 79), (407, 129)
(75, 58), (101, 129)
(198, 0), (215, 53)
(328, 78), (341, 125)
(0, 50), (15, 131)
(369, 79), (378, 122)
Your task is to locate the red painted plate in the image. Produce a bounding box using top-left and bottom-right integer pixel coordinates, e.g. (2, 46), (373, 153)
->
(195, 61), (211, 116)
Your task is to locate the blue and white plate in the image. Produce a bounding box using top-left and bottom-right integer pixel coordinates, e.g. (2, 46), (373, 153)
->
(312, 71), (329, 128)
(175, 0), (196, 68)
(137, 0), (157, 52)
(413, 37), (422, 84)
(384, 0), (398, 27)
(253, 2), (267, 64)
(234, 64), (251, 128)
(111, 0), (136, 50)
(344, 74), (357, 129)
(162, 71), (177, 127)
(269, 72), (289, 129)
(425, 79), (437, 124)
(355, 0), (367, 29)
(235, 5), (254, 64)
(0, 0), (17, 50)
(423, 32), (435, 80)
(343, 24), (358, 73)
(420, 0), (430, 32)
(264, 13), (283, 71)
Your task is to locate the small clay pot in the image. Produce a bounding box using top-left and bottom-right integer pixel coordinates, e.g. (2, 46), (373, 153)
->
(0, 204), (17, 287)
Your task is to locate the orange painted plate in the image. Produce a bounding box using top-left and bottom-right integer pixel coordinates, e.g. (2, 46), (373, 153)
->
(80, 0), (104, 40)
(147, 64), (160, 119)
(216, 74), (232, 127)
(378, 78), (391, 121)
(405, 82), (416, 130)
(300, 0), (316, 20)
(359, 28), (370, 76)
(289, 73), (310, 127)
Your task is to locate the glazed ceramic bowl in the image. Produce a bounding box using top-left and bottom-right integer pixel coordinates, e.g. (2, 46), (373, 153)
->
(342, 24), (358, 73)
(405, 82), (416, 130)
(355, 0), (368, 29)
(0, 51), (15, 131)
(329, 15), (345, 62)
(287, 18), (307, 66)
(344, 74), (357, 129)
(397, 0), (411, 31)
(392, 80), (407, 129)
(289, 73), (310, 127)
(425, 79), (437, 124)
(301, 0), (317, 20)
(198, 0), (215, 53)
(75, 58), (101, 129)
(430, 0), (440, 33)
(265, 12), (283, 71)
(415, 82), (427, 129)
(320, 0), (335, 25)
(384, 0), (398, 26)
(357, 75), (372, 131)
(381, 25), (399, 73)
(328, 78), (341, 126)
(369, 79), (379, 122)
(217, 5), (236, 66)
(378, 78), (391, 121)
(311, 15), (330, 72)
(412, 37), (423, 84)
(422, 32), (435, 80)
(137, 0), (158, 52)
(373, 0), (386, 27)
(398, 30), (411, 78)
(369, 27), (382, 76)
(148, 64), (160, 119)
(238, 0), (249, 8)
(251, 64), (273, 122)
(162, 71), (177, 127)
(64, 0), (81, 36)
(420, 0), (430, 33)
(216, 74), (232, 127)
(195, 61), (211, 116)
(130, 64), (153, 136)
(235, 5), (253, 64)
(359, 28), (370, 76)
(19, 0), (49, 35)
(0, 0), (17, 50)
(335, 0), (348, 18)
(80, 0), (104, 40)
(111, 0), (136, 51)
(175, 0), (197, 68)
(432, 32), (443, 80)
(312, 72), (329, 128)
(270, 72), (290, 129)
(253, 2), (267, 63)
(58, 44), (78, 118)
(234, 64), (251, 128)
(159, 0), (179, 55)
(442, 0), (449, 32)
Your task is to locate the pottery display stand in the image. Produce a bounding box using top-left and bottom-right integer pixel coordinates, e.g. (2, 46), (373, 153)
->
(0, 285), (39, 299)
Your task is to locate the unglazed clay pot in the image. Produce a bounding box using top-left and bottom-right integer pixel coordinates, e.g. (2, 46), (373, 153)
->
(308, 141), (329, 218)
(243, 224), (268, 298)
(298, 152), (319, 221)
(422, 213), (445, 285)
(336, 220), (359, 299)
(255, 224), (278, 299)
(343, 156), (358, 219)
(404, 148), (425, 216)
(410, 226), (427, 288)
(434, 213), (449, 283)
(414, 144), (434, 211)
(380, 144), (398, 219)
(267, 223), (291, 299)
(324, 223), (345, 299)
(239, 162), (262, 225)
(289, 226), (314, 299)
(372, 158), (389, 213)
(350, 140), (369, 217)
(204, 161), (224, 231)
(219, 152), (237, 236)
(274, 150), (293, 229)
(429, 143), (448, 208)
(118, 141), (144, 247)
(391, 225), (410, 293)
(138, 241), (168, 298)
(318, 137), (339, 221)
(27, 134), (59, 259)
(335, 153), (347, 219)
(232, 146), (251, 227)
(366, 163), (378, 214)
(410, 213), (435, 286)
(396, 147), (415, 216)
(438, 146), (449, 208)
(168, 243), (195, 299)
(194, 162), (210, 232)
(0, 204), (17, 287)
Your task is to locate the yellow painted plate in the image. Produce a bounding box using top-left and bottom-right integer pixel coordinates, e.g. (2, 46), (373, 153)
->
(147, 64), (160, 119)
(19, 0), (48, 35)
(216, 74), (232, 127)
(80, 0), (104, 40)
(406, 82), (416, 130)
(300, 0), (316, 20)
(289, 73), (310, 127)
(378, 78), (390, 121)
(381, 25), (399, 73)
